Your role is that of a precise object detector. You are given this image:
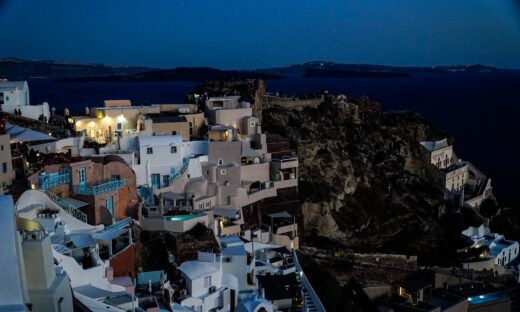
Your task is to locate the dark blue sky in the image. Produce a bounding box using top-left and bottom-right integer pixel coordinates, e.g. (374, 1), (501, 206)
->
(1, 0), (520, 69)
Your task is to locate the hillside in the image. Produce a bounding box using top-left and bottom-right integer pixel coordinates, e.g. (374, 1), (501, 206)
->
(0, 58), (153, 80)
(254, 61), (500, 77)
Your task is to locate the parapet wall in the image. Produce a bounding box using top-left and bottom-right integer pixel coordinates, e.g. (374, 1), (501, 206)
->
(263, 96), (323, 109)
(352, 253), (418, 270)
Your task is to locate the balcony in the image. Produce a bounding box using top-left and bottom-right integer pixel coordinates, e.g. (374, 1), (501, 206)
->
(73, 179), (127, 196)
(40, 173), (70, 190)
(271, 156), (299, 170)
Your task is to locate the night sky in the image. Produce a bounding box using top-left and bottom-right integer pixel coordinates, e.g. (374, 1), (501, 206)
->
(1, 0), (519, 69)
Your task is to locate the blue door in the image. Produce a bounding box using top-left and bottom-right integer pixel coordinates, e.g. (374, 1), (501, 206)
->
(78, 168), (86, 192)
(151, 174), (160, 189)
(106, 196), (113, 218)
(78, 168), (86, 185)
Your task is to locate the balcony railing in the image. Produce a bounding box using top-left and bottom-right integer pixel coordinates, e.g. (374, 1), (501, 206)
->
(104, 217), (132, 231)
(42, 190), (87, 223)
(40, 173), (70, 190)
(73, 179), (127, 196)
(271, 156), (298, 162)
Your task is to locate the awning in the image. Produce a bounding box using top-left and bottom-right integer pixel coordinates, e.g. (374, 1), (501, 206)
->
(137, 270), (164, 285)
(68, 233), (96, 249)
(213, 207), (240, 218)
(241, 148), (262, 158)
(6, 123), (56, 143)
(268, 211), (292, 219)
(60, 197), (89, 209)
(74, 285), (125, 299)
(162, 192), (186, 201)
(52, 244), (72, 255)
(92, 228), (128, 242)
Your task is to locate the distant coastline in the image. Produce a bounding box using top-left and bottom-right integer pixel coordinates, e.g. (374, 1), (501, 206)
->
(302, 68), (410, 78)
(0, 58), (501, 81)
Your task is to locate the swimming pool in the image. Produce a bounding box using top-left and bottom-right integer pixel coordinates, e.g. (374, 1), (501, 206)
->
(467, 291), (508, 305)
(166, 214), (205, 222)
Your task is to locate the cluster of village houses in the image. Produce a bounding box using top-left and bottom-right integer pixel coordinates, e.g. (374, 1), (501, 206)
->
(0, 80), (323, 312)
(0, 79), (518, 312)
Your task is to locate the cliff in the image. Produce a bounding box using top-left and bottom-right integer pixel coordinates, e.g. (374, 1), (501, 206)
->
(262, 101), (476, 262)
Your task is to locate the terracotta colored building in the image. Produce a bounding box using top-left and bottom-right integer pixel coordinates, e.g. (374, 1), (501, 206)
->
(28, 155), (138, 225)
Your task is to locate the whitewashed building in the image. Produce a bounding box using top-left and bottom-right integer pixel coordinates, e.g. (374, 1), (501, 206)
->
(177, 251), (238, 312)
(462, 224), (519, 267)
(0, 81), (51, 121)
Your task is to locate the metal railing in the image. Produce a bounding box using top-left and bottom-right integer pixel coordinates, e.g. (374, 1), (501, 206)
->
(73, 179), (127, 196)
(42, 190), (88, 223)
(40, 173), (70, 190)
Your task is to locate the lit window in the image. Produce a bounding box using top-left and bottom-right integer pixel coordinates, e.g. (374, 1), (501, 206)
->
(147, 147), (153, 154)
(204, 275), (211, 288)
(171, 146), (177, 154)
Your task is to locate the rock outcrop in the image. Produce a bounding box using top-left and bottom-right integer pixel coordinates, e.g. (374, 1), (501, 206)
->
(262, 101), (456, 260)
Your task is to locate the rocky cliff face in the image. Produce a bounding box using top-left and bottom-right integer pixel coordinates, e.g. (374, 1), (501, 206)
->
(262, 102), (463, 262)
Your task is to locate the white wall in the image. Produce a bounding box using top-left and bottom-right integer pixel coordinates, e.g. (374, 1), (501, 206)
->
(187, 270), (222, 298)
(1, 81), (29, 109)
(494, 241), (519, 266)
(430, 145), (454, 169)
(19, 103), (51, 121)
(182, 140), (208, 158)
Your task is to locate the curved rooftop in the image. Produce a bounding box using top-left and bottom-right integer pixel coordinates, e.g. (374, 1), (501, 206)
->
(179, 261), (219, 280)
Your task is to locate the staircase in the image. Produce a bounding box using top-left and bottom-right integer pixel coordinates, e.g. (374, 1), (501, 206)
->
(168, 158), (190, 185)
(293, 251), (326, 312)
(41, 190), (88, 223)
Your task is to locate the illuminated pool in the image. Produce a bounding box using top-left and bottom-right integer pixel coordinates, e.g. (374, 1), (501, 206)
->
(166, 214), (205, 222)
(467, 291), (508, 305)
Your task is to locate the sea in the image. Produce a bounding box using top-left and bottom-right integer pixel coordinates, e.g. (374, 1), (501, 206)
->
(28, 71), (520, 207)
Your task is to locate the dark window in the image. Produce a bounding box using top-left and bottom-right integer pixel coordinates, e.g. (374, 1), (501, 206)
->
(2, 162), (6, 173)
(147, 147), (153, 154)
(0, 145), (3, 151)
(171, 146), (177, 154)
(172, 131), (177, 135)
